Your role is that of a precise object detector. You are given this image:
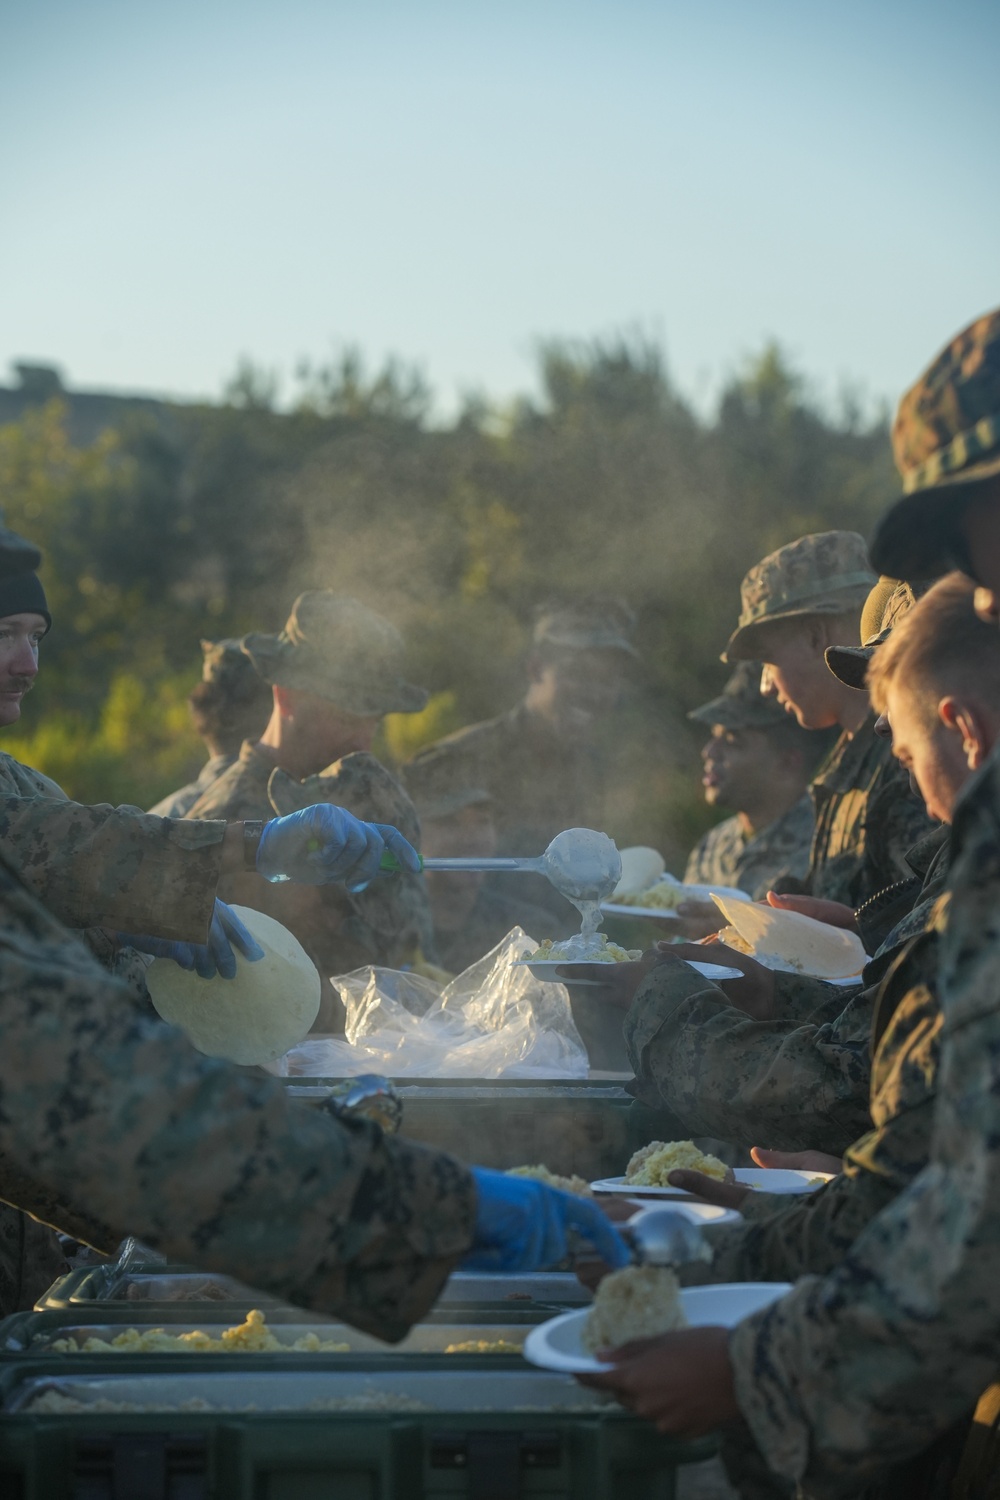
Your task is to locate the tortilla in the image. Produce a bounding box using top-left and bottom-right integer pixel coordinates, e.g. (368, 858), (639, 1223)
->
(612, 846), (666, 899)
(146, 906), (321, 1065)
(711, 896), (866, 980)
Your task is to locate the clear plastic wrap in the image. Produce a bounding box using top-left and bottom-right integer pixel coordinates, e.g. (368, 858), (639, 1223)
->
(274, 929), (589, 1079)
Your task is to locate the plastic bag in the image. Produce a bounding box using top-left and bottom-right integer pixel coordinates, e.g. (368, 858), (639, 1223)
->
(275, 928), (589, 1079)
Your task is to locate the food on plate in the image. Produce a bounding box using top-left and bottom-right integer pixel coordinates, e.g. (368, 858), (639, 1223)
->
(616, 881), (686, 909)
(146, 906), (321, 1065)
(582, 1265), (687, 1353)
(507, 1164), (594, 1197)
(443, 1339), (523, 1354)
(711, 895), (866, 980)
(528, 934), (640, 964)
(625, 1140), (729, 1186)
(47, 1309), (350, 1355)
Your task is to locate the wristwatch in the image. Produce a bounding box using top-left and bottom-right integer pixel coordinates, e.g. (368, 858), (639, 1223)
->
(243, 820), (265, 871)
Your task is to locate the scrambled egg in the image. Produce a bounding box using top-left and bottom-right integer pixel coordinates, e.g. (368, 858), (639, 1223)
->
(529, 935), (640, 963)
(583, 1266), (687, 1353)
(624, 1140), (729, 1186)
(506, 1164), (594, 1197)
(48, 1309), (351, 1355)
(615, 882), (686, 910)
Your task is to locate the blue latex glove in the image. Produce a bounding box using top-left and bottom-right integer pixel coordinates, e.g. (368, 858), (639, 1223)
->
(256, 804), (421, 889)
(118, 900), (265, 980)
(463, 1167), (630, 1273)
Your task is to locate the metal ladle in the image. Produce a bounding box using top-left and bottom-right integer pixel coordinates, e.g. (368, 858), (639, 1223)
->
(381, 827), (623, 906)
(623, 1207), (712, 1268)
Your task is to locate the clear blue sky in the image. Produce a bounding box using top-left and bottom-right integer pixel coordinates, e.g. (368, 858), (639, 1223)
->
(3, 0), (997, 418)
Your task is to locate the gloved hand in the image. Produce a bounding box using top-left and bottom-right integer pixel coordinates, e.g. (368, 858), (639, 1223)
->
(463, 1167), (630, 1273)
(118, 900), (265, 980)
(256, 804), (421, 889)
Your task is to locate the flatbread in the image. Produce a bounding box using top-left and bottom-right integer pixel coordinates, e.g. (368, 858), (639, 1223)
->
(147, 906), (321, 1065)
(612, 846), (666, 899)
(711, 896), (866, 980)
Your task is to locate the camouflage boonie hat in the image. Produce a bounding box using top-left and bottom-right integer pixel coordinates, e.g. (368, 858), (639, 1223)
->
(824, 578), (931, 689)
(724, 531), (876, 661)
(0, 518), (42, 577)
(871, 308), (1000, 579)
(534, 597), (638, 658)
(242, 593), (429, 716)
(404, 758), (493, 823)
(688, 661), (791, 731)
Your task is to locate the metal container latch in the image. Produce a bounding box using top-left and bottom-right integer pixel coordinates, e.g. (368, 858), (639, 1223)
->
(73, 1432), (208, 1500)
(429, 1429), (560, 1499)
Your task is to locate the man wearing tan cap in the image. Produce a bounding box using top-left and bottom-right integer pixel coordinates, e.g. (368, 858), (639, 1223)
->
(187, 592), (433, 1025)
(725, 531), (932, 910)
(406, 596), (637, 918)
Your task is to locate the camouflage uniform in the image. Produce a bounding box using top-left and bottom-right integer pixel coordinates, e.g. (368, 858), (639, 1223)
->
(0, 845), (476, 1340)
(426, 885), (569, 976)
(148, 752), (233, 820)
(625, 829), (950, 1156)
(684, 796), (814, 900)
(405, 600), (637, 919)
(188, 744), (432, 1023)
(723, 309), (1000, 1495)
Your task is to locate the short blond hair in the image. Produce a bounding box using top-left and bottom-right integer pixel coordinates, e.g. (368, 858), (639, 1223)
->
(867, 572), (1000, 719)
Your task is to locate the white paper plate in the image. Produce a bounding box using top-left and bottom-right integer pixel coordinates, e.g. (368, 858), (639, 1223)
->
(591, 1168), (834, 1198)
(516, 959), (742, 986)
(523, 1282), (793, 1374)
(627, 1200), (744, 1228)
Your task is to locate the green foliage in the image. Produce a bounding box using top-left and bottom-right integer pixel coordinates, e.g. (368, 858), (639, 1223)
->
(0, 338), (895, 848)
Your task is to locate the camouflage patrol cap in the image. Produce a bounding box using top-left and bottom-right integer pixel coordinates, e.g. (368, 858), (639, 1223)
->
(871, 308), (1000, 579)
(824, 578), (929, 689)
(533, 597), (638, 658)
(724, 531), (876, 662)
(688, 661), (791, 730)
(242, 593), (429, 716)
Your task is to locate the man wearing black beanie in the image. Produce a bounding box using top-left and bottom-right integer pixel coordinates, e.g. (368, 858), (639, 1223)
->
(0, 562), (50, 728)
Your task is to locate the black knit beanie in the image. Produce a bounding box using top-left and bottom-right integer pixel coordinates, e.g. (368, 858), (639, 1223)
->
(0, 572), (51, 633)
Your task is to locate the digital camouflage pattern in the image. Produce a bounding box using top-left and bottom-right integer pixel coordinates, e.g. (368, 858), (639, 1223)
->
(683, 794), (815, 901)
(147, 752), (235, 819)
(804, 711), (934, 909)
(625, 960), (873, 1155)
(532, 596), (638, 656)
(728, 745), (1000, 1496)
(0, 847), (476, 1340)
(406, 702), (604, 917)
(0, 751), (225, 941)
(187, 743), (433, 1025)
(626, 833), (950, 1158)
(869, 308), (1000, 582)
(725, 531), (876, 662)
(424, 885), (573, 977)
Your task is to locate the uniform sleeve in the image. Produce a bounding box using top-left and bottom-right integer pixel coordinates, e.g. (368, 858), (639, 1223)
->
(0, 796), (225, 941)
(864, 760), (938, 896)
(624, 963), (874, 1153)
(726, 775), (999, 1495)
(0, 855), (476, 1342)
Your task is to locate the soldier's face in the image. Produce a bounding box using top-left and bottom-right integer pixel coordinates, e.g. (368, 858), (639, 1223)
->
(884, 682), (972, 824)
(701, 726), (773, 810)
(533, 650), (625, 732)
(757, 622), (845, 730)
(0, 612), (45, 727)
